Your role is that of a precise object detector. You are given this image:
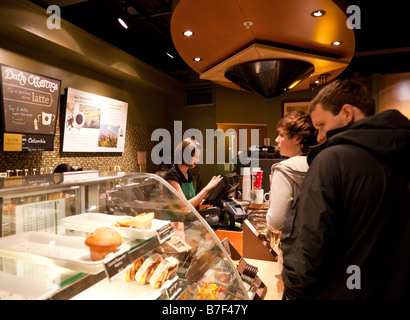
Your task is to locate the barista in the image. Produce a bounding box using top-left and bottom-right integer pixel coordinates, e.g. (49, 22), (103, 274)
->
(164, 138), (222, 208)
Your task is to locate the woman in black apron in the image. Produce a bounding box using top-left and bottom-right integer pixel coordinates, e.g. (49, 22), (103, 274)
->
(164, 138), (222, 208)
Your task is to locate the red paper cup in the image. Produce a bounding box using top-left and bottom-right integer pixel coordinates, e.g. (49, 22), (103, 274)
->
(253, 171), (263, 190)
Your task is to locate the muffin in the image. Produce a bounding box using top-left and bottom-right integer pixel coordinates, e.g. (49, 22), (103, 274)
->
(85, 227), (123, 261)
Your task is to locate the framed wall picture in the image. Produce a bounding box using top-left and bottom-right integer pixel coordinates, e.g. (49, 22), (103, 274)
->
(61, 87), (128, 153)
(282, 100), (310, 116)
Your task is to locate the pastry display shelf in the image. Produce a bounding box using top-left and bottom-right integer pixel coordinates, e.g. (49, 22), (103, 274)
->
(50, 234), (162, 300)
(0, 171), (248, 301)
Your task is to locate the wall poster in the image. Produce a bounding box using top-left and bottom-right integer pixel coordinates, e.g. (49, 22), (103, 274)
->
(0, 65), (61, 151)
(62, 87), (128, 153)
(282, 100), (310, 116)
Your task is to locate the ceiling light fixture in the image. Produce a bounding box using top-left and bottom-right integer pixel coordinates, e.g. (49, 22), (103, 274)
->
(331, 41), (342, 46)
(118, 1), (129, 30)
(193, 57), (202, 62)
(287, 79), (302, 90)
(166, 52), (174, 59)
(225, 59), (314, 98)
(118, 17), (128, 29)
(311, 10), (326, 17)
(183, 30), (194, 37)
(243, 21), (253, 28)
(319, 73), (331, 85)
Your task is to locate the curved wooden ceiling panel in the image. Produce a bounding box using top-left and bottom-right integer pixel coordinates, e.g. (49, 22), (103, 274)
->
(171, 0), (355, 95)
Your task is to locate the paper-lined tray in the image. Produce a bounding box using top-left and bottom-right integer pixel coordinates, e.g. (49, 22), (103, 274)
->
(0, 272), (59, 300)
(0, 232), (130, 274)
(62, 213), (169, 240)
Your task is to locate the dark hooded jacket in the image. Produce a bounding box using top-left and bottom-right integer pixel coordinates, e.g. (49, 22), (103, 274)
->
(281, 109), (410, 299)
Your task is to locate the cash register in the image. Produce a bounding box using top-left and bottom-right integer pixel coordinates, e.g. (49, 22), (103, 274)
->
(199, 173), (247, 230)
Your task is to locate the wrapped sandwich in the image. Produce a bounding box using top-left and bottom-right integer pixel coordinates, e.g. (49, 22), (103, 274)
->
(149, 257), (180, 289)
(134, 253), (163, 285)
(124, 256), (145, 282)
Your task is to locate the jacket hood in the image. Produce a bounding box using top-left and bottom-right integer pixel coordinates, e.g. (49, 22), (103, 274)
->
(272, 156), (308, 186)
(308, 109), (410, 166)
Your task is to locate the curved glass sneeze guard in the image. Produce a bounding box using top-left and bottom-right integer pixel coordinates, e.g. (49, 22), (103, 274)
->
(0, 172), (248, 300)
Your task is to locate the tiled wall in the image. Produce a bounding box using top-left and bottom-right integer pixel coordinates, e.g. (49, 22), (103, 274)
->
(0, 112), (161, 175)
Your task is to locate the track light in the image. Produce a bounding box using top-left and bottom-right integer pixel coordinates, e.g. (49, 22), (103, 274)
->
(118, 17), (128, 29)
(118, 1), (129, 30)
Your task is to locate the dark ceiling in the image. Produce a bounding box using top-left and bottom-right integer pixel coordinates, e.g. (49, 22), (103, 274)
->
(28, 0), (410, 83)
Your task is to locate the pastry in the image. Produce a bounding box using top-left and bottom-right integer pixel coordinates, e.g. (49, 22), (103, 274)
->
(196, 282), (224, 300)
(84, 227), (122, 261)
(134, 253), (162, 284)
(124, 256), (144, 282)
(113, 212), (154, 230)
(149, 257), (180, 289)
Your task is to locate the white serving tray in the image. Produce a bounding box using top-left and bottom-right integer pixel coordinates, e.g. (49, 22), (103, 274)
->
(0, 272), (59, 300)
(0, 232), (130, 275)
(62, 213), (169, 240)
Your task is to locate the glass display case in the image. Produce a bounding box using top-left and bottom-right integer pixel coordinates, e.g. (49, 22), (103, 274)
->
(0, 171), (248, 300)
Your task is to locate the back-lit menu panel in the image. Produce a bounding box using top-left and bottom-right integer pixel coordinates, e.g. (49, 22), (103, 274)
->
(61, 87), (128, 153)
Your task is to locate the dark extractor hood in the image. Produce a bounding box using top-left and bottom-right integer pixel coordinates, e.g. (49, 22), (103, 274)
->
(225, 59), (315, 98)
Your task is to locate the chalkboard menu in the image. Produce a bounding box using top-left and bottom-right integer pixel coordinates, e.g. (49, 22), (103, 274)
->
(0, 65), (61, 151)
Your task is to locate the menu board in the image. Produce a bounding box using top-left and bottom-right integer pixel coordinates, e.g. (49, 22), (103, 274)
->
(0, 65), (61, 136)
(62, 88), (128, 153)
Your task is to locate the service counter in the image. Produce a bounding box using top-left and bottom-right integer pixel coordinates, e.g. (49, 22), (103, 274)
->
(214, 200), (283, 300)
(246, 258), (283, 300)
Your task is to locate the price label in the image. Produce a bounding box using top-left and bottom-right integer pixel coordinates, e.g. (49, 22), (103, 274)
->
(166, 277), (181, 300)
(156, 221), (174, 244)
(104, 252), (132, 281)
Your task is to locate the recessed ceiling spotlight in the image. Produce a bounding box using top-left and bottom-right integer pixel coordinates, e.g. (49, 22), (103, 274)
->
(193, 57), (202, 62)
(183, 30), (194, 37)
(243, 21), (253, 28)
(331, 41), (342, 46)
(311, 10), (326, 17)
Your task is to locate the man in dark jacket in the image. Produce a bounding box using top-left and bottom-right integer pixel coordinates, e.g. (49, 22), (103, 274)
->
(281, 79), (410, 299)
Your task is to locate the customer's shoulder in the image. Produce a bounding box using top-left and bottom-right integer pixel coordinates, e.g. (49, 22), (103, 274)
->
(273, 155), (306, 168)
(283, 155), (308, 168)
(310, 144), (376, 175)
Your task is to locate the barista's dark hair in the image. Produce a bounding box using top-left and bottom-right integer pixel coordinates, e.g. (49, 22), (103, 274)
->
(309, 79), (375, 116)
(277, 110), (317, 154)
